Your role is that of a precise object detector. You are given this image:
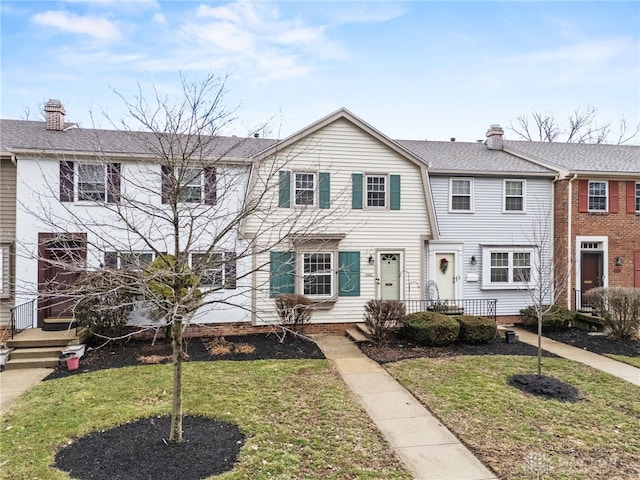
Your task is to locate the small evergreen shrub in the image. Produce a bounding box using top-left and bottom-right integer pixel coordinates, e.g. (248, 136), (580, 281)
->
(584, 287), (640, 340)
(456, 315), (497, 344)
(520, 305), (574, 331)
(275, 294), (312, 333)
(363, 300), (406, 344)
(401, 311), (460, 347)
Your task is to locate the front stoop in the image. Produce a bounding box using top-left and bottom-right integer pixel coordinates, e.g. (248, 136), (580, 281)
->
(345, 323), (372, 343)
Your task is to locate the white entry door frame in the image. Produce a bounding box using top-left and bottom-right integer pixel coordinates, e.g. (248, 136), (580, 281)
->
(427, 242), (464, 300)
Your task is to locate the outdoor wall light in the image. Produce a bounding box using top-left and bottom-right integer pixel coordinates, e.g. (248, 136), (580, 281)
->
(615, 256), (623, 267)
(470, 256), (477, 266)
(368, 255), (374, 265)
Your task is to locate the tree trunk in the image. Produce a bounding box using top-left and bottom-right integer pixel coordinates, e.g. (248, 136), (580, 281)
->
(169, 317), (183, 443)
(537, 313), (543, 377)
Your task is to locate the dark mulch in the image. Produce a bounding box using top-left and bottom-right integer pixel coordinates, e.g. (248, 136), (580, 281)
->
(45, 333), (325, 380)
(533, 327), (640, 357)
(55, 416), (245, 480)
(507, 374), (585, 403)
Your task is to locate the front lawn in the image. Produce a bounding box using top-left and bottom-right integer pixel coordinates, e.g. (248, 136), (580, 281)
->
(0, 360), (411, 480)
(605, 354), (640, 368)
(386, 356), (640, 480)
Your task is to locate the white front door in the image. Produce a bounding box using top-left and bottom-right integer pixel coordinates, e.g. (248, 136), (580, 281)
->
(435, 252), (455, 300)
(380, 253), (400, 300)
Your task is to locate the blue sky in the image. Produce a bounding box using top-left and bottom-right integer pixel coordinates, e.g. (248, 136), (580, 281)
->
(1, 1), (639, 143)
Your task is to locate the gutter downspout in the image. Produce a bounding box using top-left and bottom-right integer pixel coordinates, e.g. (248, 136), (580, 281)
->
(567, 174), (578, 309)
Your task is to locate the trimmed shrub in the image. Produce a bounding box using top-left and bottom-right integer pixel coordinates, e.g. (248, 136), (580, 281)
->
(520, 305), (574, 331)
(401, 311), (460, 347)
(456, 315), (497, 344)
(584, 287), (640, 340)
(364, 300), (406, 344)
(75, 270), (136, 337)
(275, 294), (312, 333)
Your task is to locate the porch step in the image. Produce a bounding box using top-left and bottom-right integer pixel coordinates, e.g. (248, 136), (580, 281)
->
(4, 356), (59, 370)
(43, 317), (78, 331)
(345, 328), (369, 343)
(6, 327), (90, 349)
(9, 347), (63, 359)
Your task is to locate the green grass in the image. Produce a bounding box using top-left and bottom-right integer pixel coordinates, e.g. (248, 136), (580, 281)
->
(386, 356), (640, 480)
(605, 354), (640, 368)
(0, 360), (411, 480)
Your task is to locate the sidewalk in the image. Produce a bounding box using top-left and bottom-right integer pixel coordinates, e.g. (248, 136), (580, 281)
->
(510, 327), (640, 386)
(0, 368), (53, 414)
(314, 335), (498, 480)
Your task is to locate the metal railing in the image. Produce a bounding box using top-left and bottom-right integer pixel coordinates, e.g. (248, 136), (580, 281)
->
(403, 298), (497, 322)
(574, 289), (595, 314)
(9, 299), (36, 338)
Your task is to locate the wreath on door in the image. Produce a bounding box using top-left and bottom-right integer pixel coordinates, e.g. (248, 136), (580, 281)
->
(439, 258), (449, 274)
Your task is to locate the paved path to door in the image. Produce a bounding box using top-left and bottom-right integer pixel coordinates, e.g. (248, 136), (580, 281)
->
(314, 335), (498, 480)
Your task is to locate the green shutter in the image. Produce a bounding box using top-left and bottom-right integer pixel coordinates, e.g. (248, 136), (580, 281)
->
(390, 174), (401, 210)
(352, 173), (363, 209)
(319, 172), (330, 209)
(279, 171), (291, 208)
(338, 251), (360, 297)
(270, 251), (295, 297)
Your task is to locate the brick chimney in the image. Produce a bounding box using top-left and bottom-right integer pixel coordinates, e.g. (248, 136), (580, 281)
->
(44, 99), (66, 131)
(486, 124), (504, 150)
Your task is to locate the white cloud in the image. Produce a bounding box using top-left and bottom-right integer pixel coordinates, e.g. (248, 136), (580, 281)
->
(31, 10), (121, 40)
(152, 13), (167, 26)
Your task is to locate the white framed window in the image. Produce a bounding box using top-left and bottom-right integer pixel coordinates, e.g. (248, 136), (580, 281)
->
(450, 178), (473, 212)
(503, 179), (525, 212)
(635, 182), (640, 212)
(588, 180), (608, 212)
(77, 164), (107, 201)
(302, 252), (334, 297)
(366, 175), (386, 208)
(294, 172), (316, 206)
(106, 251), (155, 271)
(178, 167), (203, 203)
(190, 252), (224, 288)
(482, 247), (535, 289)
(0, 248), (4, 294)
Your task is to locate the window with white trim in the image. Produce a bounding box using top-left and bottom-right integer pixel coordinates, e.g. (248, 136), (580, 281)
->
(636, 182), (640, 212)
(178, 167), (203, 203)
(302, 252), (333, 297)
(294, 172), (316, 206)
(78, 164), (107, 201)
(190, 252), (224, 288)
(504, 179), (525, 212)
(0, 248), (4, 294)
(366, 175), (386, 207)
(105, 251), (155, 271)
(482, 247), (535, 289)
(588, 181), (607, 212)
(450, 178), (472, 212)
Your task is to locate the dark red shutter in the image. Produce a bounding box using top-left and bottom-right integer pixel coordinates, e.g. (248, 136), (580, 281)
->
(204, 167), (217, 205)
(60, 161), (74, 202)
(107, 163), (121, 203)
(161, 166), (170, 204)
(577, 180), (588, 213)
(627, 181), (637, 213)
(635, 251), (640, 288)
(609, 181), (619, 213)
(224, 251), (236, 289)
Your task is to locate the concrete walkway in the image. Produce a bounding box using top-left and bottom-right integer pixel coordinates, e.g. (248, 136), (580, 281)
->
(510, 327), (640, 386)
(0, 368), (53, 414)
(314, 335), (498, 480)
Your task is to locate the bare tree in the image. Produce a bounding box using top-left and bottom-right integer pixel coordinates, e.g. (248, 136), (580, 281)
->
(509, 106), (639, 144)
(18, 74), (340, 443)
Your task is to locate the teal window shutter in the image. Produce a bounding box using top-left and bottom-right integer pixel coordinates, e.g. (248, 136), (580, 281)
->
(338, 251), (360, 296)
(279, 171), (291, 208)
(270, 251), (295, 297)
(352, 173), (363, 209)
(319, 172), (330, 209)
(390, 174), (401, 210)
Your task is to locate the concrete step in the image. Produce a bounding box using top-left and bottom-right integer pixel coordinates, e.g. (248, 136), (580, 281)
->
(43, 317), (78, 331)
(345, 328), (369, 343)
(10, 347), (64, 359)
(4, 356), (59, 370)
(6, 328), (90, 349)
(355, 323), (372, 337)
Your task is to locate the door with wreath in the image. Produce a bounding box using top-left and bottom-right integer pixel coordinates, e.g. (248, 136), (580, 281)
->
(435, 252), (455, 300)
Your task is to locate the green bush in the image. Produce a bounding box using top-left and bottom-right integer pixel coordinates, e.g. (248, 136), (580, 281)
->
(520, 305), (574, 331)
(456, 315), (496, 344)
(363, 300), (406, 344)
(401, 311), (460, 347)
(584, 287), (640, 340)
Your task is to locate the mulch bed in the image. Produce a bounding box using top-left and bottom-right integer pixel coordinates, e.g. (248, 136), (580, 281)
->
(535, 327), (640, 357)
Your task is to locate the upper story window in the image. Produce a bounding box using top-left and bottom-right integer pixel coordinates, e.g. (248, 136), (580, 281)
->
(302, 252), (334, 297)
(588, 181), (607, 211)
(504, 180), (525, 212)
(294, 173), (316, 206)
(161, 166), (216, 205)
(177, 167), (203, 203)
(78, 164), (107, 201)
(60, 161), (121, 203)
(636, 183), (640, 212)
(0, 247), (4, 295)
(482, 246), (535, 289)
(450, 178), (472, 212)
(366, 175), (386, 207)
